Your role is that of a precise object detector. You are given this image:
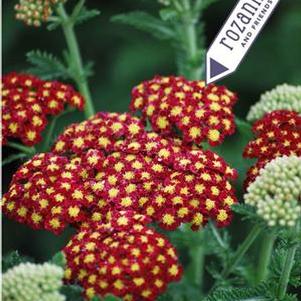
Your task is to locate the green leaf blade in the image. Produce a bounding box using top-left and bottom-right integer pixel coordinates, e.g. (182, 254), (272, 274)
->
(111, 11), (176, 41)
(26, 50), (69, 80)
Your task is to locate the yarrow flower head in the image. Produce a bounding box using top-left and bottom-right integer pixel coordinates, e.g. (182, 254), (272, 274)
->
(130, 75), (238, 146)
(2, 153), (95, 234)
(2, 262), (65, 301)
(244, 155), (301, 227)
(15, 0), (65, 27)
(3, 112), (237, 233)
(52, 112), (238, 230)
(243, 110), (301, 187)
(63, 210), (182, 301)
(2, 72), (84, 146)
(247, 84), (301, 122)
(52, 112), (145, 154)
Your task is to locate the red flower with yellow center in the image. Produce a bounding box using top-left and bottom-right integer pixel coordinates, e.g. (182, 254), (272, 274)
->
(130, 75), (238, 146)
(243, 110), (301, 188)
(63, 210), (182, 301)
(2, 153), (94, 234)
(2, 72), (84, 146)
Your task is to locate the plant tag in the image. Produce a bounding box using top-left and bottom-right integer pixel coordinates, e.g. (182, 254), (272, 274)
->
(206, 0), (280, 84)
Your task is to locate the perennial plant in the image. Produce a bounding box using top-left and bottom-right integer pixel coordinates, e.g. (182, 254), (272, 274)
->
(2, 1), (301, 301)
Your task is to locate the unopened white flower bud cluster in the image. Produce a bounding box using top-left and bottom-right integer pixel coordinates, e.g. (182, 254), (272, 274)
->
(244, 155), (301, 227)
(247, 84), (301, 122)
(2, 262), (65, 301)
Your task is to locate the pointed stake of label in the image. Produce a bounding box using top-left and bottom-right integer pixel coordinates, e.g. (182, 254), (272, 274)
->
(210, 58), (229, 79)
(206, 0), (280, 84)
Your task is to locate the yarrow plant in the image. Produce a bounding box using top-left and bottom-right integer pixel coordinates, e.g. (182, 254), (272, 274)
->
(50, 111), (238, 230)
(247, 84), (301, 122)
(245, 155), (301, 227)
(2, 72), (84, 147)
(130, 75), (237, 146)
(2, 1), (301, 301)
(2, 262), (65, 301)
(64, 211), (182, 300)
(2, 153), (94, 234)
(3, 110), (237, 235)
(243, 110), (301, 188)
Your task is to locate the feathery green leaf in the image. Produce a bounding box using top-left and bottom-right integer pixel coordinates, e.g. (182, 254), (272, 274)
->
(26, 50), (69, 80)
(111, 11), (176, 41)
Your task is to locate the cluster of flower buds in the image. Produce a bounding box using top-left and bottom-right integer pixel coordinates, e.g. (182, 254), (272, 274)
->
(2, 153), (95, 234)
(52, 112), (238, 230)
(63, 210), (182, 301)
(15, 0), (65, 27)
(2, 262), (65, 301)
(243, 110), (301, 188)
(247, 84), (301, 122)
(244, 155), (301, 227)
(2, 72), (84, 146)
(130, 75), (237, 146)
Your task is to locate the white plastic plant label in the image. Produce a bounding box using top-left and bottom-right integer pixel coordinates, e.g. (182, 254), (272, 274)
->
(206, 0), (280, 84)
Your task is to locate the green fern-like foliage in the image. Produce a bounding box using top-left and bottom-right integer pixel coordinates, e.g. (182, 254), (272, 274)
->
(112, 11), (176, 41)
(111, 1), (217, 79)
(26, 50), (69, 80)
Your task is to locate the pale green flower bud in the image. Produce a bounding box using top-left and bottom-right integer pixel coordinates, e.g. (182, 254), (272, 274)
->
(15, 0), (65, 27)
(244, 155), (301, 227)
(247, 84), (301, 122)
(3, 262), (65, 301)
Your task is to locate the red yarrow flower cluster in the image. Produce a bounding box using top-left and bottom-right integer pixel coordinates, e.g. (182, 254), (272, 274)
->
(53, 112), (238, 230)
(52, 112), (145, 154)
(2, 153), (95, 234)
(63, 210), (182, 301)
(130, 75), (238, 146)
(243, 110), (301, 188)
(2, 72), (84, 146)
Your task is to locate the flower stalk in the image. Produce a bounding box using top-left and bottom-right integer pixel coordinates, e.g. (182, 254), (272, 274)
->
(276, 244), (298, 299)
(221, 223), (262, 278)
(188, 230), (205, 290)
(174, 0), (203, 80)
(7, 142), (36, 156)
(256, 229), (276, 283)
(42, 115), (59, 152)
(41, 107), (74, 152)
(56, 3), (95, 118)
(276, 223), (299, 299)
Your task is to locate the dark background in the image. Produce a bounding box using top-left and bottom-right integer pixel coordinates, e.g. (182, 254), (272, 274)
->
(3, 0), (301, 261)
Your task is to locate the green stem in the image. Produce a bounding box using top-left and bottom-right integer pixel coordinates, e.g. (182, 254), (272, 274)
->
(221, 223), (262, 278)
(7, 142), (36, 156)
(276, 225), (299, 299)
(276, 245), (297, 299)
(256, 229), (276, 284)
(209, 221), (227, 250)
(180, 0), (202, 80)
(56, 4), (95, 118)
(189, 231), (204, 289)
(42, 107), (75, 152)
(42, 115), (59, 152)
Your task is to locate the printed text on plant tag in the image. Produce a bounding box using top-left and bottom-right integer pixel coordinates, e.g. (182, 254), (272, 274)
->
(206, 0), (280, 84)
